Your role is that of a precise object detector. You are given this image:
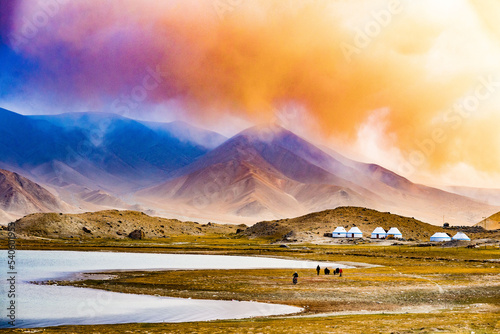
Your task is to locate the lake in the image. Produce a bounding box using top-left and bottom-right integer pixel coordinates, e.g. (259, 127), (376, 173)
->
(0, 250), (353, 328)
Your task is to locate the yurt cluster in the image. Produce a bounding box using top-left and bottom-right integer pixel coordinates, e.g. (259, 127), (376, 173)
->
(332, 226), (403, 239)
(332, 226), (471, 241)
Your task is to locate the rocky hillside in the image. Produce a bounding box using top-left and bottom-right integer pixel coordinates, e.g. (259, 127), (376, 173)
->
(10, 210), (242, 239)
(244, 207), (471, 242)
(0, 168), (71, 223)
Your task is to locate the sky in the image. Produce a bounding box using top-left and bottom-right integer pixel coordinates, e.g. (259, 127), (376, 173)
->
(1, 0), (500, 188)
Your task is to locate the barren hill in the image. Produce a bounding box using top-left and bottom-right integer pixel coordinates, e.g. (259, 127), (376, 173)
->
(244, 207), (449, 242)
(11, 210), (241, 239)
(475, 212), (500, 230)
(0, 168), (71, 223)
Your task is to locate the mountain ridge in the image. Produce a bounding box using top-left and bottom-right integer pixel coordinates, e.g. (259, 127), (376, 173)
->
(1, 108), (498, 226)
(0, 108), (218, 193)
(137, 125), (498, 225)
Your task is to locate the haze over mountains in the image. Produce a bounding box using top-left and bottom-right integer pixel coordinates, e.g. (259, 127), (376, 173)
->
(0, 108), (498, 226)
(0, 107), (224, 189)
(138, 125), (499, 225)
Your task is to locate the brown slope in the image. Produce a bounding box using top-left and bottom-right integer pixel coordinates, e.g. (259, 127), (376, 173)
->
(137, 127), (380, 221)
(0, 168), (69, 220)
(78, 189), (140, 210)
(12, 210), (240, 239)
(0, 209), (14, 224)
(321, 147), (500, 226)
(139, 125), (498, 226)
(138, 152), (372, 221)
(475, 212), (500, 230)
(139, 157), (305, 220)
(244, 127), (500, 225)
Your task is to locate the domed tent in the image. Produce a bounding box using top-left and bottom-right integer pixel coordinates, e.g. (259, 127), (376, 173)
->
(347, 226), (363, 238)
(452, 232), (471, 241)
(430, 232), (451, 242)
(371, 227), (386, 239)
(386, 227), (403, 239)
(332, 226), (347, 238)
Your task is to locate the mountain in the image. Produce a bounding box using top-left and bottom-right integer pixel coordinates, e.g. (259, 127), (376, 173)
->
(0, 109), (218, 193)
(137, 125), (375, 221)
(0, 168), (72, 223)
(0, 107), (82, 167)
(445, 186), (500, 206)
(29, 112), (210, 185)
(2, 108), (497, 226)
(137, 125), (499, 225)
(475, 212), (500, 230)
(53, 184), (147, 213)
(139, 120), (227, 149)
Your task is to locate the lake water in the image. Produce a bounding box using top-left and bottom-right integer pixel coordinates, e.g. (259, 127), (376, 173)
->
(0, 250), (353, 328)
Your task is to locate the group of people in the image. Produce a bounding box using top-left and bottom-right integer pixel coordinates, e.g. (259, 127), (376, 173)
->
(316, 265), (342, 276)
(292, 265), (343, 284)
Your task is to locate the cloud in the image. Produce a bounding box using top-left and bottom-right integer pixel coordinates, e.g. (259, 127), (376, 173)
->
(4, 0), (500, 181)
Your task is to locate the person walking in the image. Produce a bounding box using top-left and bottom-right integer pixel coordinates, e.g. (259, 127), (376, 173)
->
(339, 268), (343, 277)
(316, 265), (320, 275)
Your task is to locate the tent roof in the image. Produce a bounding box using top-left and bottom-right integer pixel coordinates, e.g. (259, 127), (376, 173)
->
(347, 226), (362, 234)
(452, 232), (470, 240)
(372, 227), (386, 233)
(431, 232), (450, 238)
(387, 227), (402, 235)
(333, 227), (347, 233)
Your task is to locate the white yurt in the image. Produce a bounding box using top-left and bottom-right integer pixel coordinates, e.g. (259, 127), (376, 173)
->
(386, 227), (403, 239)
(430, 232), (451, 242)
(332, 226), (347, 238)
(371, 227), (387, 239)
(452, 232), (471, 241)
(347, 226), (363, 238)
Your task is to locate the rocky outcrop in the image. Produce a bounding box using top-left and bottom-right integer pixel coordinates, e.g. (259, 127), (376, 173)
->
(128, 229), (145, 240)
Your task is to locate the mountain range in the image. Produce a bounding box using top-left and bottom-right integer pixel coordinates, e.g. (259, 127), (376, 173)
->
(137, 125), (498, 225)
(0, 108), (498, 226)
(0, 108), (224, 192)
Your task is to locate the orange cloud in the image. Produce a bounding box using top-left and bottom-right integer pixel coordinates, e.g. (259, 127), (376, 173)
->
(9, 0), (500, 179)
